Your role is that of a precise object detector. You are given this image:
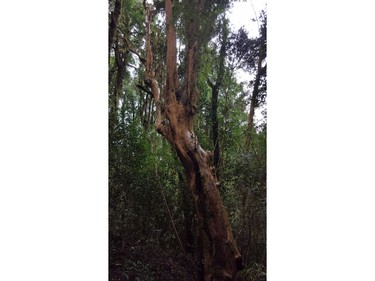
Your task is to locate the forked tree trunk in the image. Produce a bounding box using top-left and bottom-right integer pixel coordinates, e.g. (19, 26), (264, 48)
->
(142, 1), (242, 280)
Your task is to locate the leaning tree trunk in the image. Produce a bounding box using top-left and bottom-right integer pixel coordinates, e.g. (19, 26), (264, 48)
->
(142, 1), (242, 280)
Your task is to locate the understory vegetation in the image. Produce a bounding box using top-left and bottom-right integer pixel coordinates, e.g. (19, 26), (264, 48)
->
(109, 0), (266, 280)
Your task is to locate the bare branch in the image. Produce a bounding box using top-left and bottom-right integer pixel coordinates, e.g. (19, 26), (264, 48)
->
(128, 47), (146, 65)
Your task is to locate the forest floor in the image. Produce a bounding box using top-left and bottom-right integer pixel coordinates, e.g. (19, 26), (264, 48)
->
(109, 233), (196, 281)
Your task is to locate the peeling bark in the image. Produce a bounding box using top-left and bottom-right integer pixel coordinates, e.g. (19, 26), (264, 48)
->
(143, 1), (242, 280)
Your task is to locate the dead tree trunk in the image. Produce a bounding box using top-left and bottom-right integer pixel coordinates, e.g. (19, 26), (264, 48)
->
(143, 1), (242, 280)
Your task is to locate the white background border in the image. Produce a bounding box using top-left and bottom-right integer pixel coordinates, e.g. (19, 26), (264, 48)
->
(1, 0), (374, 280)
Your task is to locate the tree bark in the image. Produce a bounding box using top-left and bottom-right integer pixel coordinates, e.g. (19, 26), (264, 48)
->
(179, 171), (194, 254)
(109, 0), (122, 54)
(211, 85), (220, 178)
(207, 19), (227, 179)
(143, 1), (242, 280)
(247, 41), (266, 132)
(109, 0), (129, 136)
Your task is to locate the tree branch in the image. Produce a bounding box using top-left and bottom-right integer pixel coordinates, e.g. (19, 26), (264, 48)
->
(128, 47), (146, 65)
(136, 84), (153, 96)
(207, 77), (215, 88)
(127, 63), (138, 69)
(143, 1), (166, 140)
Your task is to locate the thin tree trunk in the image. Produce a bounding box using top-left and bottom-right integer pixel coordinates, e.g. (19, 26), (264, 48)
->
(247, 42), (266, 132)
(207, 19), (227, 179)
(211, 85), (220, 178)
(109, 42), (127, 135)
(109, 0), (122, 54)
(109, 1), (128, 136)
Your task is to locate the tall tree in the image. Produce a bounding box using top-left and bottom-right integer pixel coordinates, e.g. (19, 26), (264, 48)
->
(230, 12), (267, 134)
(143, 1), (243, 280)
(247, 14), (267, 132)
(225, 10), (267, 271)
(109, 0), (122, 54)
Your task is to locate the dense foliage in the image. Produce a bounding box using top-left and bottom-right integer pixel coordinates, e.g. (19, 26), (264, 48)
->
(109, 1), (267, 280)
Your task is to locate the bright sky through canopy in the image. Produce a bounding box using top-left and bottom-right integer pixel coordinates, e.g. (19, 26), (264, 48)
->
(227, 0), (267, 127)
(228, 0), (266, 38)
